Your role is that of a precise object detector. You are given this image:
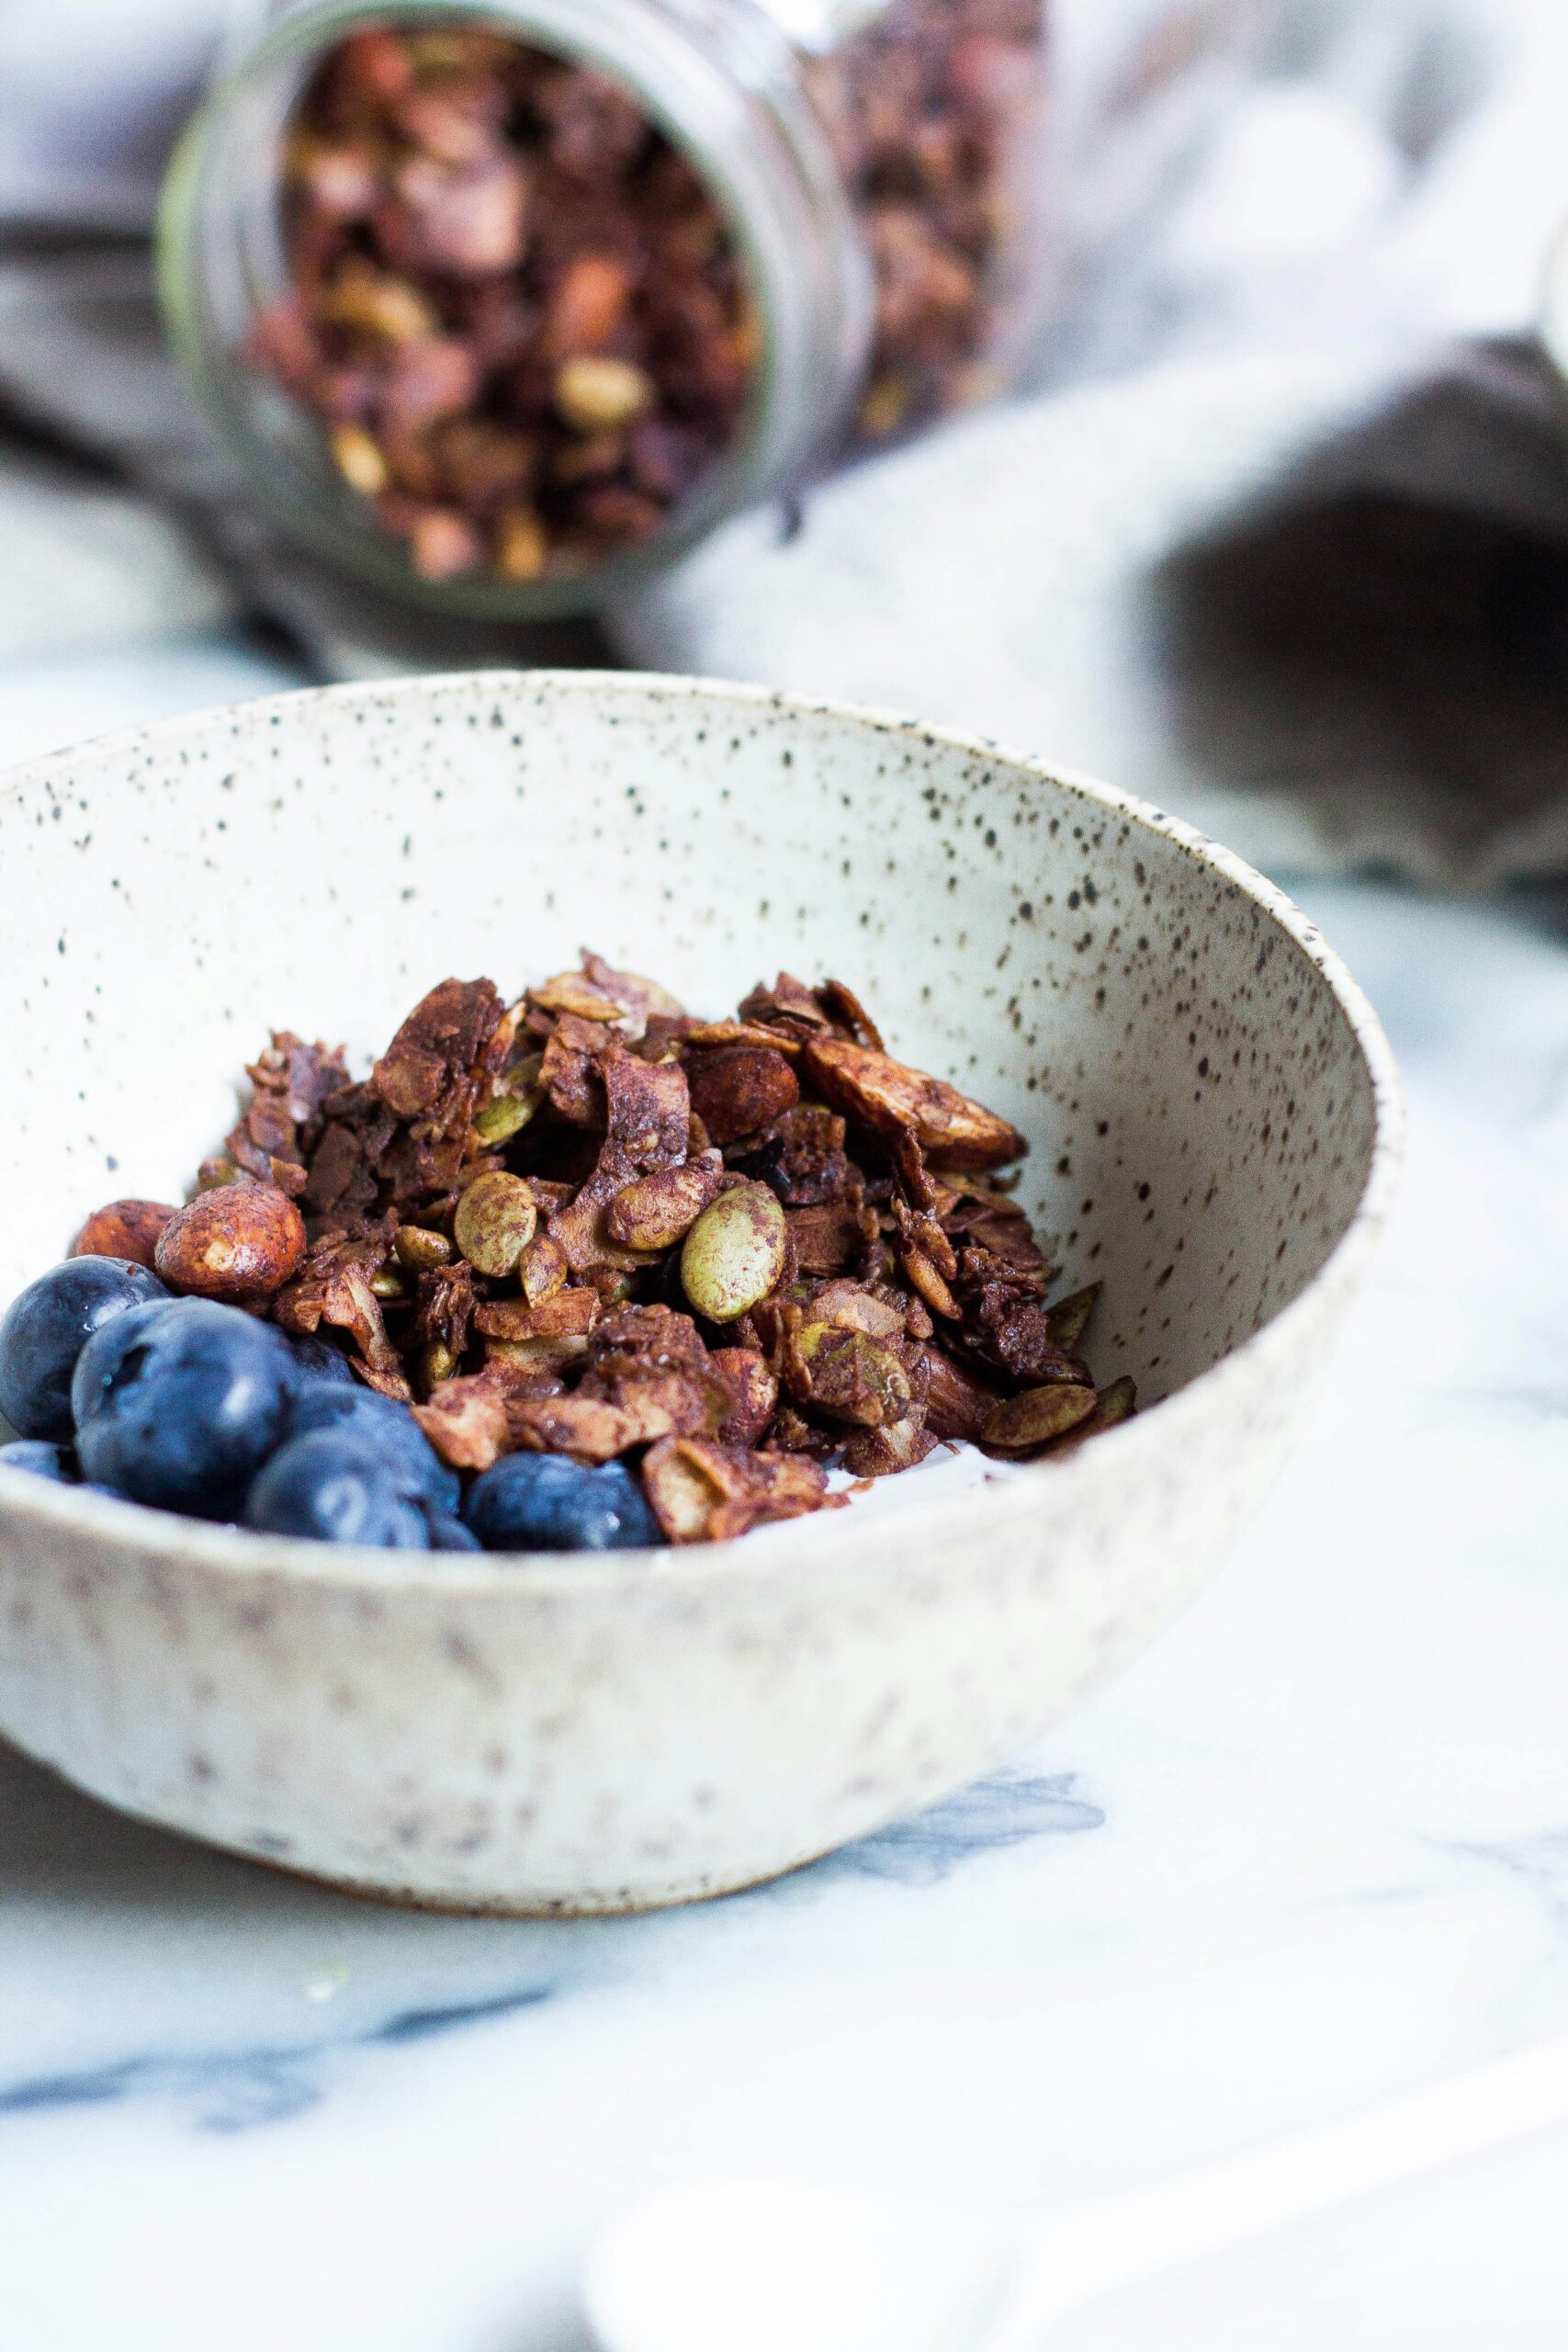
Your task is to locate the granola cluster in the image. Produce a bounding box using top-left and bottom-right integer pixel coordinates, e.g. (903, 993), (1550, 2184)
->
(74, 961), (1133, 1544)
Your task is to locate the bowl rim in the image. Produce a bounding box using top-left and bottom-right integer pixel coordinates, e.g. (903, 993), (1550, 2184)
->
(0, 666), (1404, 1594)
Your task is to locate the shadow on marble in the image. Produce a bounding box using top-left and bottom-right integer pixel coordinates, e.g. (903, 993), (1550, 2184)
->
(0, 1734), (373, 1923)
(0, 1735), (1102, 1925)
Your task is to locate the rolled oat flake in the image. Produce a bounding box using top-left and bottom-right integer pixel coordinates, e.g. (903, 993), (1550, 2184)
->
(159, 0), (1048, 612)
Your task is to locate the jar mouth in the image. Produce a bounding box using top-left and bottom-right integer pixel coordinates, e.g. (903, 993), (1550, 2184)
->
(157, 0), (870, 620)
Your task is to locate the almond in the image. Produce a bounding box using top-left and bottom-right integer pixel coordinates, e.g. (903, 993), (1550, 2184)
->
(154, 1181), (306, 1303)
(71, 1199), (177, 1271)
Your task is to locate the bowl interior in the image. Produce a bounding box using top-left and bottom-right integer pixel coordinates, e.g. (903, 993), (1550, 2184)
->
(0, 672), (1382, 1419)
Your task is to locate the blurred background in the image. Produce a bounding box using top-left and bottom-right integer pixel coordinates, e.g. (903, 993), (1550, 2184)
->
(2, 0), (1565, 893)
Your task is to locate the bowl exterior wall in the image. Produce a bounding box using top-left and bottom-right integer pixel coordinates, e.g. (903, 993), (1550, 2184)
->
(0, 1264), (1343, 1912)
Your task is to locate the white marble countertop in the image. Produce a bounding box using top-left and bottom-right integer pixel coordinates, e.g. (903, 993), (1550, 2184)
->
(3, 635), (1567, 2352)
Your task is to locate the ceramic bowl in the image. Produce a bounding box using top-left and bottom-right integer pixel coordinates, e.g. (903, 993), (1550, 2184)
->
(0, 672), (1400, 1912)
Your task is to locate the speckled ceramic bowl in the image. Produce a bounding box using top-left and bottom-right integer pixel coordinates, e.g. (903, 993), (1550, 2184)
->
(0, 672), (1400, 1912)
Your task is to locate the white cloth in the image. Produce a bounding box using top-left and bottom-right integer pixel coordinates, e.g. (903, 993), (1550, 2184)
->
(2, 0), (1567, 884)
(618, 0), (1568, 882)
(0, 1), (250, 230)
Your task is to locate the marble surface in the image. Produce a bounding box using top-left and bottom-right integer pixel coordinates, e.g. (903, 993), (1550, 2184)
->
(3, 635), (1568, 2350)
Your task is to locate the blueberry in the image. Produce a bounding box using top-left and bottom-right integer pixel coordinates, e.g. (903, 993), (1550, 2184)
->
(463, 1453), (662, 1553)
(70, 1297), (184, 1425)
(73, 1297), (300, 1517)
(462, 1452), (587, 1549)
(244, 1432), (432, 1548)
(423, 1510), (483, 1553)
(0, 1257), (167, 1442)
(0, 1439), (77, 1483)
(287, 1385), (460, 1513)
(288, 1333), (360, 1388)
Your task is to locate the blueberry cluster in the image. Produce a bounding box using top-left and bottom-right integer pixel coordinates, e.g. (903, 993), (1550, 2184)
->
(0, 1260), (660, 1554)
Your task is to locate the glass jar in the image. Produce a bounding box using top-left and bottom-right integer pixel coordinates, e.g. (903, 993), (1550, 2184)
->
(159, 0), (1048, 617)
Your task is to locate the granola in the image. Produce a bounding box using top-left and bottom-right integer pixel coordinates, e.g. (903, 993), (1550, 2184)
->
(248, 26), (756, 583)
(52, 959), (1134, 1547)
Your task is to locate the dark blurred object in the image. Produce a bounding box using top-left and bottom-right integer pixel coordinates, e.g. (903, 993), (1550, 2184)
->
(1156, 341), (1568, 876)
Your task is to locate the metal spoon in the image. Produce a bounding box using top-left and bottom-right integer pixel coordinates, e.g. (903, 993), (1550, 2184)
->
(585, 2029), (1568, 2352)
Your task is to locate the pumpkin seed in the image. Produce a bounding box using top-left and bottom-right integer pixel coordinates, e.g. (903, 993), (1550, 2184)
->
(983, 1383), (1099, 1452)
(454, 1170), (538, 1277)
(394, 1225), (453, 1272)
(680, 1183), (788, 1323)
